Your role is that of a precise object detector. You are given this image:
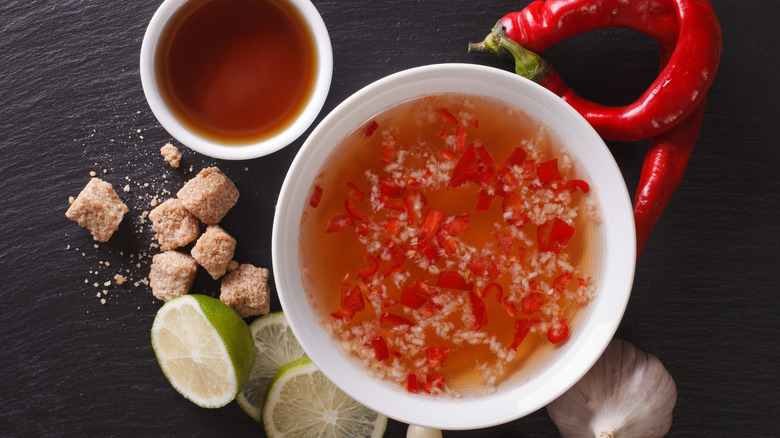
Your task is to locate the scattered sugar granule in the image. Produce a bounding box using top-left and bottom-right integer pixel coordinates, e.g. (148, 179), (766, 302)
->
(114, 274), (126, 285)
(89, 171), (97, 177)
(149, 251), (197, 302)
(65, 178), (128, 242)
(177, 167), (239, 225)
(148, 199), (200, 251)
(160, 143), (181, 168)
(191, 225), (236, 279)
(220, 264), (270, 318)
(100, 298), (106, 305)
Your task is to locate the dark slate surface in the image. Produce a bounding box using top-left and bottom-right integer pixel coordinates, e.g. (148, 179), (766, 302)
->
(1, 0), (777, 436)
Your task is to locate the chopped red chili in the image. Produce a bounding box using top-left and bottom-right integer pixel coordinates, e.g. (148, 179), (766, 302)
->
(510, 317), (541, 350)
(536, 159), (562, 182)
(436, 108), (459, 127)
(379, 177), (405, 198)
(358, 256), (379, 278)
(521, 293), (543, 315)
(380, 313), (415, 327)
(364, 120), (379, 138)
(426, 345), (450, 369)
(469, 291), (488, 330)
(371, 336), (389, 361)
(547, 320), (569, 344)
(419, 209), (444, 239)
(345, 198), (366, 221)
(326, 214), (354, 233)
(402, 188), (427, 224)
(401, 286), (429, 309)
(448, 145), (480, 188)
(436, 271), (472, 291)
(309, 185), (323, 208)
(406, 373), (419, 393)
(346, 182), (365, 201)
(444, 215), (471, 235)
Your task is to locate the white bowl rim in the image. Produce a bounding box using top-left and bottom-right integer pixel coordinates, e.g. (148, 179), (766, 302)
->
(139, 0), (333, 160)
(272, 63), (635, 430)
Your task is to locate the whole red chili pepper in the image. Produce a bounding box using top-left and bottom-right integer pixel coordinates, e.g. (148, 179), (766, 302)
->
(470, 0), (721, 257)
(469, 0), (721, 143)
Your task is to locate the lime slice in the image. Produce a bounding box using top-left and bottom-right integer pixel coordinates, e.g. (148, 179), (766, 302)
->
(263, 357), (388, 438)
(151, 294), (255, 408)
(237, 311), (306, 422)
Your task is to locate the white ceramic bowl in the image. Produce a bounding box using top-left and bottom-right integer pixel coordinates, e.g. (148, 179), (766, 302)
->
(272, 63), (635, 430)
(140, 0), (332, 160)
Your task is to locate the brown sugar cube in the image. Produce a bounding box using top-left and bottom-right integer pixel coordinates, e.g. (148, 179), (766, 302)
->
(149, 251), (198, 302)
(220, 264), (270, 318)
(65, 178), (128, 242)
(160, 143), (181, 168)
(191, 225), (236, 279)
(149, 199), (200, 251)
(176, 167), (239, 225)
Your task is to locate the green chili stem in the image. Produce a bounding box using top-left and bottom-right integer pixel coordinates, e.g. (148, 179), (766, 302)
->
(468, 21), (552, 83)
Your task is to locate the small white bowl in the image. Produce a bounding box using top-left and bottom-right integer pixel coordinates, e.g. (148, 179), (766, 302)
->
(140, 0), (332, 160)
(272, 64), (635, 430)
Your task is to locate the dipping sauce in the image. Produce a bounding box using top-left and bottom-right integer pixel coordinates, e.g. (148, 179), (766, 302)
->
(156, 0), (317, 144)
(300, 94), (598, 396)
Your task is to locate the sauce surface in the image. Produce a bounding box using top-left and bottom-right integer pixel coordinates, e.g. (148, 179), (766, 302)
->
(156, 0), (316, 143)
(300, 95), (597, 396)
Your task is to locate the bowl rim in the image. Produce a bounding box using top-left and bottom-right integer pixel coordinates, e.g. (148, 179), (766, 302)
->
(139, 0), (333, 160)
(272, 63), (635, 430)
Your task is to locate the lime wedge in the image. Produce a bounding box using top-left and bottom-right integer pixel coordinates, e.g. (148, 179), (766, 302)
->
(237, 311), (306, 423)
(263, 357), (388, 438)
(151, 294), (255, 408)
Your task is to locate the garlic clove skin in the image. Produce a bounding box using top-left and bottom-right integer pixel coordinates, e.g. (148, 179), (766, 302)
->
(546, 339), (677, 438)
(407, 425), (443, 438)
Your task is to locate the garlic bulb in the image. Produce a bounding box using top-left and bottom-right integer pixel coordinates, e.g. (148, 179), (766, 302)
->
(407, 425), (443, 438)
(546, 339), (677, 438)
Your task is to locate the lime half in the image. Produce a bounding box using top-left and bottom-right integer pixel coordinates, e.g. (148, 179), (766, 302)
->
(151, 294), (255, 408)
(237, 311), (306, 422)
(263, 356), (388, 438)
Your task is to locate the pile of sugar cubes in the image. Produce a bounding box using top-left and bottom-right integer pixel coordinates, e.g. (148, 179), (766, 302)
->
(66, 164), (270, 318)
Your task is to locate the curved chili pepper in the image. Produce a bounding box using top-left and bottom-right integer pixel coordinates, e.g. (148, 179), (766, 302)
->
(470, 0), (721, 142)
(634, 98), (706, 255)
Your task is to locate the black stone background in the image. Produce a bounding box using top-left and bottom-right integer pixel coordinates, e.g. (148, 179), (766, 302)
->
(1, 0), (777, 436)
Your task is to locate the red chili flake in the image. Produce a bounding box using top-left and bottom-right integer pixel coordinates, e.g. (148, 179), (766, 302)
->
(379, 177), (405, 198)
(545, 218), (575, 254)
(383, 217), (400, 234)
(566, 179), (590, 193)
(416, 237), (440, 262)
(419, 209), (444, 239)
(476, 190), (494, 211)
(501, 192), (528, 228)
(309, 185), (323, 208)
(436, 230), (459, 254)
(379, 263), (403, 279)
(414, 280), (436, 297)
(330, 308), (354, 321)
(521, 293), (543, 315)
(448, 144), (480, 188)
(502, 299), (518, 317)
(536, 222), (550, 250)
(436, 271), (472, 291)
(441, 149), (457, 160)
(482, 282), (503, 301)
(536, 159), (563, 182)
(421, 373), (445, 394)
(406, 373), (419, 393)
(455, 125), (467, 153)
(357, 222), (368, 237)
(547, 320), (569, 344)
(344, 286), (364, 312)
(469, 291), (488, 331)
(385, 239), (406, 265)
(326, 214), (354, 233)
(346, 182), (365, 201)
(436, 108), (459, 127)
(504, 147), (528, 170)
(364, 120), (379, 138)
(553, 272), (574, 292)
(401, 286), (428, 309)
(475, 145), (494, 167)
(380, 313), (415, 327)
(343, 199), (364, 222)
(371, 336), (389, 361)
(494, 231), (514, 255)
(439, 129), (448, 139)
(426, 345), (449, 369)
(402, 188), (428, 224)
(509, 317), (541, 350)
(470, 119), (479, 128)
(391, 349), (403, 358)
(485, 258), (501, 280)
(444, 215), (471, 235)
(357, 256), (379, 278)
(380, 197), (405, 212)
(468, 256), (486, 277)
(522, 160), (536, 180)
(380, 138), (396, 164)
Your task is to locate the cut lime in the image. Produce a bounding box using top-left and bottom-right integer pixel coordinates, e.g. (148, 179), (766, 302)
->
(151, 294), (255, 408)
(237, 311), (306, 423)
(263, 356), (388, 438)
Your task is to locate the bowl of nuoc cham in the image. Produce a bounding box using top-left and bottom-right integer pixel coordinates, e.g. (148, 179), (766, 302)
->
(272, 63), (636, 430)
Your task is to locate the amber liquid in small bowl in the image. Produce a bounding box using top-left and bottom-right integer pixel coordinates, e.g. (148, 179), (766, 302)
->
(155, 0), (317, 145)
